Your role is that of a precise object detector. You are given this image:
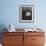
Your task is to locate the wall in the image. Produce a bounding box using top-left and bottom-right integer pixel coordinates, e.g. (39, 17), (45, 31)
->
(0, 0), (46, 43)
(0, 0), (46, 29)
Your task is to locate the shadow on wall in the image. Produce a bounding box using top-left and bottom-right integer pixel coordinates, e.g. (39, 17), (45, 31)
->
(0, 24), (7, 43)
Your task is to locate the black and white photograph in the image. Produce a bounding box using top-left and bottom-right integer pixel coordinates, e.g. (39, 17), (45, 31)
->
(19, 5), (34, 23)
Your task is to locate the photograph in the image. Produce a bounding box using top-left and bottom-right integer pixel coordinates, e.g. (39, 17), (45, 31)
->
(19, 5), (34, 23)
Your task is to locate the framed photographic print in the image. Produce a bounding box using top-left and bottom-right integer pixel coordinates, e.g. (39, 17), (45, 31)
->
(19, 5), (34, 23)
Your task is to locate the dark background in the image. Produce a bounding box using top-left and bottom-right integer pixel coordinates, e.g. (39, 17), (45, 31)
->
(22, 7), (32, 20)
